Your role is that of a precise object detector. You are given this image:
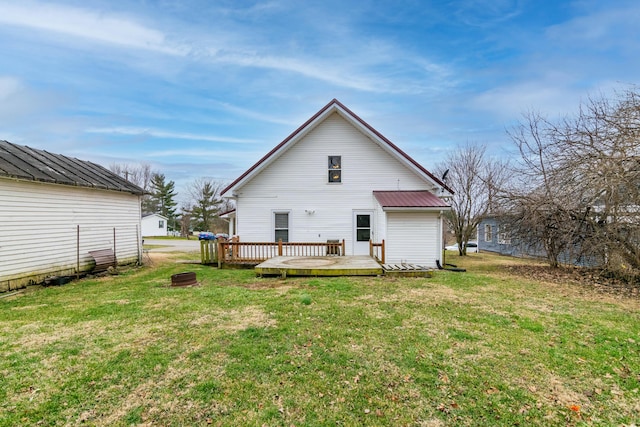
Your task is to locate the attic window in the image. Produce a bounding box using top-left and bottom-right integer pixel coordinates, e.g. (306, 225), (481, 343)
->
(328, 156), (341, 183)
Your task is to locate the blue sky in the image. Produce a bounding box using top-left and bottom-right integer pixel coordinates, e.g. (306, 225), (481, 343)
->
(1, 0), (639, 203)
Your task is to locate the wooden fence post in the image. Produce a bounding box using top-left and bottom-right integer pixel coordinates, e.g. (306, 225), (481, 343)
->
(381, 239), (385, 264)
(77, 225), (80, 279)
(113, 227), (117, 268)
(278, 239), (283, 256)
(341, 239), (346, 256)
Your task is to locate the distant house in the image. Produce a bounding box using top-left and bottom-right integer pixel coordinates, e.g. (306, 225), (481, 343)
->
(0, 140), (144, 291)
(221, 99), (453, 267)
(141, 213), (168, 237)
(478, 215), (601, 267)
(478, 216), (518, 256)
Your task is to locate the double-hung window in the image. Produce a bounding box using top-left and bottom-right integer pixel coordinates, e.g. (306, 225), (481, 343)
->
(274, 212), (289, 242)
(484, 224), (493, 242)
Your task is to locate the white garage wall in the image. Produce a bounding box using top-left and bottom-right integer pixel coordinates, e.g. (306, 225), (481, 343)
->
(385, 211), (441, 267)
(0, 178), (141, 290)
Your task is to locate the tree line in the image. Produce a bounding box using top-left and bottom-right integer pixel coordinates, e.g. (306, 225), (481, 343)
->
(109, 163), (232, 237)
(441, 86), (640, 279)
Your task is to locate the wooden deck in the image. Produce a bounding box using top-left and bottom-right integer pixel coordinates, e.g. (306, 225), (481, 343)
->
(255, 256), (383, 277)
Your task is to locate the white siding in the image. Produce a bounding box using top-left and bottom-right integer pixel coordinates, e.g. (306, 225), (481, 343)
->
(141, 214), (168, 237)
(386, 212), (441, 267)
(0, 178), (141, 290)
(235, 112), (438, 254)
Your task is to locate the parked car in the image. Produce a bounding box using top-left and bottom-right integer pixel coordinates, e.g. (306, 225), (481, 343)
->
(444, 241), (478, 253)
(198, 231), (216, 240)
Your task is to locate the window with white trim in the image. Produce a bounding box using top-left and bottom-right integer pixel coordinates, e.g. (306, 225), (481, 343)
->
(484, 224), (493, 242)
(274, 212), (289, 242)
(498, 224), (511, 244)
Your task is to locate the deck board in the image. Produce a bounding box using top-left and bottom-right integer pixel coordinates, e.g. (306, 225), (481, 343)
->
(255, 256), (383, 277)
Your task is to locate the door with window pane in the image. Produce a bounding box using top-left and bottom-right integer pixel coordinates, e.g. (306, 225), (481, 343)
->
(353, 211), (373, 255)
(274, 212), (289, 242)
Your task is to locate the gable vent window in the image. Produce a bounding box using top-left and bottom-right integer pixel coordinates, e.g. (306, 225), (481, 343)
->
(274, 212), (289, 242)
(328, 156), (341, 183)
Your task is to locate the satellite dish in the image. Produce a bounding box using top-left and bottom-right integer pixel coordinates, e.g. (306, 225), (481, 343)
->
(442, 169), (449, 181)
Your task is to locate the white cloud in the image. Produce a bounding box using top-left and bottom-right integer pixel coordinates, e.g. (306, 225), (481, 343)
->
(0, 76), (22, 100)
(212, 101), (296, 126)
(85, 126), (258, 144)
(0, 2), (452, 95)
(0, 75), (67, 124)
(453, 0), (523, 28)
(0, 2), (186, 55)
(546, 3), (640, 50)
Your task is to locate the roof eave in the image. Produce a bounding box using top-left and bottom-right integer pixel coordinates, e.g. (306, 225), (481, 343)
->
(221, 99), (341, 196)
(381, 206), (451, 212)
(222, 99), (453, 197)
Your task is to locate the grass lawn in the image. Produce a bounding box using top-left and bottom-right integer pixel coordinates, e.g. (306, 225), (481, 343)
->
(1, 252), (639, 426)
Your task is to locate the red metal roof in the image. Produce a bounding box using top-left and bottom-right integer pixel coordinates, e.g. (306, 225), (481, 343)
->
(373, 190), (449, 208)
(221, 99), (453, 196)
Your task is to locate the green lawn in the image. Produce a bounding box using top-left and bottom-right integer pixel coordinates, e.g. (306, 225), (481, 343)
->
(1, 253), (639, 426)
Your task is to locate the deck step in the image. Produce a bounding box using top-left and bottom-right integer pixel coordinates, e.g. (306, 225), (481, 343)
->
(382, 263), (433, 277)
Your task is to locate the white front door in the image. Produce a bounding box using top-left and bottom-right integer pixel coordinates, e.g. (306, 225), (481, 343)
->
(353, 210), (373, 255)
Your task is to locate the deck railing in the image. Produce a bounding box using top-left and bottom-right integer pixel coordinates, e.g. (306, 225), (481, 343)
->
(209, 238), (346, 267)
(370, 239), (385, 264)
(202, 237), (386, 266)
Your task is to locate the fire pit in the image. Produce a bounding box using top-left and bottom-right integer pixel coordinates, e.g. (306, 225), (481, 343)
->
(170, 272), (198, 287)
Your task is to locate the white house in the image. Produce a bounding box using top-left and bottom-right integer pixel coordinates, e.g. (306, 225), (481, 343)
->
(0, 140), (144, 291)
(141, 213), (168, 237)
(221, 99), (452, 267)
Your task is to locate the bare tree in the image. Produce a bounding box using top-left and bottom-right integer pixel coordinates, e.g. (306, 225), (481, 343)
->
(505, 88), (640, 272)
(109, 162), (154, 192)
(109, 162), (157, 214)
(437, 143), (509, 255)
(504, 111), (579, 267)
(178, 204), (192, 239)
(553, 90), (640, 271)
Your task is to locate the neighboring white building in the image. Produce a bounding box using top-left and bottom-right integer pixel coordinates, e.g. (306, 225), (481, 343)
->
(0, 140), (144, 291)
(141, 213), (168, 237)
(221, 99), (452, 267)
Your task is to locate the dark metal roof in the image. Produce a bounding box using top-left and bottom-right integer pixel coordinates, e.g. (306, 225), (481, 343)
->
(0, 140), (144, 195)
(373, 190), (450, 208)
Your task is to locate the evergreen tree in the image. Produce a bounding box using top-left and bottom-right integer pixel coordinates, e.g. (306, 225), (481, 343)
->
(188, 178), (223, 231)
(149, 173), (178, 229)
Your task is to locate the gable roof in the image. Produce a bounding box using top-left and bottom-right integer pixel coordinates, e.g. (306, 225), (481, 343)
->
(0, 140), (144, 195)
(142, 213), (168, 220)
(221, 99), (453, 196)
(373, 190), (449, 209)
